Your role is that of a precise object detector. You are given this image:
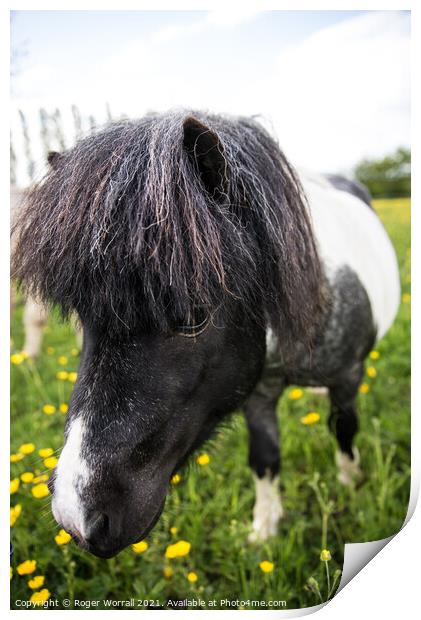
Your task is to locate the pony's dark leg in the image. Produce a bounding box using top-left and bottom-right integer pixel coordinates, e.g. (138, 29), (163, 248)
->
(328, 362), (363, 486)
(244, 375), (284, 542)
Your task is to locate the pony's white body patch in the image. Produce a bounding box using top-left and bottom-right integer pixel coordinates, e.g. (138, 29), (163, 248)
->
(248, 472), (283, 542)
(299, 171), (401, 341)
(52, 417), (90, 538)
(335, 447), (362, 486)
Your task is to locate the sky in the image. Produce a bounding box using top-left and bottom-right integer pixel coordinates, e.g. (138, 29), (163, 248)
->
(10, 10), (410, 185)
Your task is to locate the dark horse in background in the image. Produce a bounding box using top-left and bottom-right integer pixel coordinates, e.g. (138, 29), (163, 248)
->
(12, 111), (400, 558)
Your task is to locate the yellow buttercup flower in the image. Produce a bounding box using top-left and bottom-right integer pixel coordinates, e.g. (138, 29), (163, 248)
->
(165, 540), (191, 559)
(11, 353), (25, 365)
(163, 566), (173, 579)
(131, 540), (148, 553)
(359, 383), (370, 394)
(10, 453), (24, 462)
(402, 293), (411, 304)
(10, 566), (13, 580)
(58, 355), (68, 365)
(71, 347), (79, 356)
(196, 453), (210, 466)
(32, 474), (49, 484)
(32, 483), (50, 499)
(44, 456), (58, 469)
(56, 371), (69, 380)
(55, 529), (72, 545)
(38, 448), (54, 458)
(288, 388), (303, 400)
(10, 504), (22, 527)
(30, 589), (51, 605)
(17, 559), (37, 575)
(187, 571), (198, 583)
(21, 472), (35, 483)
(367, 366), (377, 378)
(68, 372), (78, 383)
(320, 549), (332, 561)
(171, 473), (181, 485)
(43, 404), (56, 415)
(259, 560), (274, 573)
(300, 412), (320, 426)
(47, 346), (55, 355)
(10, 478), (20, 494)
(369, 350), (380, 360)
(170, 526), (178, 535)
(19, 443), (35, 455)
(60, 403), (69, 414)
(28, 575), (45, 590)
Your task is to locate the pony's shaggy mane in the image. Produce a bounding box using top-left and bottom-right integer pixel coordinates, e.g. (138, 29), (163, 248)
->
(12, 110), (326, 345)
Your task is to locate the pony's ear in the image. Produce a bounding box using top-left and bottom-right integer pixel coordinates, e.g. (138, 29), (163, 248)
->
(47, 151), (63, 169)
(183, 116), (228, 197)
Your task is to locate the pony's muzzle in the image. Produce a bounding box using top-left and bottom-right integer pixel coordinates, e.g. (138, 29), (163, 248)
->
(83, 510), (122, 558)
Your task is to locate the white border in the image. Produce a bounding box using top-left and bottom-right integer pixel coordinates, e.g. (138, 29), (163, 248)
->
(2, 2), (418, 617)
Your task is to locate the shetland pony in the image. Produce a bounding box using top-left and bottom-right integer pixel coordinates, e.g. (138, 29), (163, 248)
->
(12, 111), (400, 557)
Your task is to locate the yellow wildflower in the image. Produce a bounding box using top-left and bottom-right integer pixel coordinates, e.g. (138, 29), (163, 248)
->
(28, 575), (45, 590)
(367, 366), (377, 378)
(163, 566), (173, 579)
(171, 473), (181, 485)
(17, 559), (37, 575)
(187, 571), (198, 583)
(44, 456), (58, 469)
(288, 388), (303, 400)
(30, 589), (51, 605)
(369, 350), (380, 360)
(10, 567), (13, 580)
(32, 474), (49, 484)
(131, 540), (148, 553)
(68, 372), (78, 383)
(47, 346), (55, 355)
(196, 453), (210, 466)
(165, 540), (191, 559)
(10, 478), (20, 494)
(170, 526), (178, 535)
(56, 371), (69, 380)
(259, 560), (274, 573)
(43, 404), (56, 415)
(71, 348), (79, 356)
(32, 483), (50, 499)
(21, 472), (34, 483)
(320, 549), (332, 561)
(38, 448), (54, 458)
(300, 412), (320, 426)
(55, 529), (72, 545)
(19, 443), (35, 454)
(60, 403), (69, 414)
(58, 355), (68, 365)
(11, 353), (25, 365)
(402, 293), (411, 304)
(10, 504), (22, 527)
(10, 453), (24, 462)
(359, 383), (370, 394)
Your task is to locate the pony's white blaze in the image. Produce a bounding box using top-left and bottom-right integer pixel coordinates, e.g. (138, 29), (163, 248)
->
(52, 417), (90, 537)
(248, 472), (283, 542)
(300, 172), (401, 340)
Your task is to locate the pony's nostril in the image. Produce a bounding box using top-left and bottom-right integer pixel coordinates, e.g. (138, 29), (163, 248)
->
(84, 511), (110, 545)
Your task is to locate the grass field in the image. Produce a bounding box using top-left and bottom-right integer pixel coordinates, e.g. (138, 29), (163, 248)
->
(10, 198), (410, 610)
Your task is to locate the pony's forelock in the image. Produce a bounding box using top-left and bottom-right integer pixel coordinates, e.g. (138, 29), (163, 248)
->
(12, 110), (326, 347)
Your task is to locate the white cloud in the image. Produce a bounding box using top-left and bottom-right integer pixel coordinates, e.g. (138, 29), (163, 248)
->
(267, 11), (410, 171)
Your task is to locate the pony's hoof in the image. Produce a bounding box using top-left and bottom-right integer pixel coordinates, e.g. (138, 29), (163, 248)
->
(248, 478), (284, 543)
(335, 447), (362, 486)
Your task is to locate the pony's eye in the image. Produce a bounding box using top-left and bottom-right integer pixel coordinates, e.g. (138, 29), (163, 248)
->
(174, 309), (210, 338)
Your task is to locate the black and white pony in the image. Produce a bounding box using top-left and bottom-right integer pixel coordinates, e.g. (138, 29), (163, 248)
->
(12, 111), (400, 558)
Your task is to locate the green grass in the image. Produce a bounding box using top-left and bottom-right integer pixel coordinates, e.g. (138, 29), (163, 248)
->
(10, 198), (410, 610)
